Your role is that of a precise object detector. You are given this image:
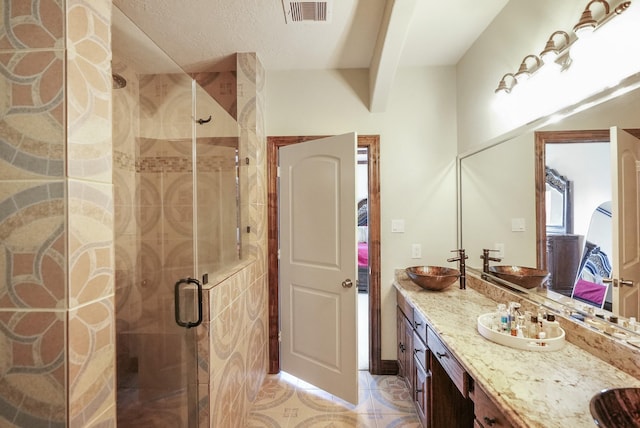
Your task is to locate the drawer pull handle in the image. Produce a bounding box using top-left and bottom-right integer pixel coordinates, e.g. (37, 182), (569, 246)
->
(399, 343), (405, 352)
(414, 321), (422, 328)
(483, 416), (497, 426)
(436, 351), (448, 359)
(414, 348), (423, 355)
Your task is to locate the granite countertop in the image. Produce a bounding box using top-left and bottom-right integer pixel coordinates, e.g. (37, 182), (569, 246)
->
(394, 270), (640, 428)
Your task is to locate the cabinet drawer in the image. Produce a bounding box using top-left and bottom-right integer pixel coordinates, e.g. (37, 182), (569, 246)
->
(412, 330), (427, 369)
(396, 291), (413, 326)
(413, 308), (428, 344)
(428, 327), (469, 397)
(396, 290), (414, 325)
(471, 383), (514, 428)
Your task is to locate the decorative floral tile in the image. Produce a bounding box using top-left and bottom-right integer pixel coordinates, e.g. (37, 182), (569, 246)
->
(68, 297), (115, 427)
(67, 179), (114, 305)
(0, 0), (63, 50)
(0, 181), (66, 309)
(0, 50), (64, 180)
(0, 309), (66, 427)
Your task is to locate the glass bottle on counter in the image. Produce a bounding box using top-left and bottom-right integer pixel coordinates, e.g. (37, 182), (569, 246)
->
(498, 303), (509, 333)
(529, 314), (539, 339)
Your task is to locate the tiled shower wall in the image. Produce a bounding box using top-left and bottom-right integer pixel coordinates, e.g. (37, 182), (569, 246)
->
(1, 2), (266, 425)
(196, 53), (269, 427)
(0, 0), (116, 427)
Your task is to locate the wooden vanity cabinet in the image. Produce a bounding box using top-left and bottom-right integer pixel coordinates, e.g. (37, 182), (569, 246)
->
(396, 290), (474, 427)
(413, 310), (429, 427)
(469, 382), (514, 428)
(397, 292), (414, 389)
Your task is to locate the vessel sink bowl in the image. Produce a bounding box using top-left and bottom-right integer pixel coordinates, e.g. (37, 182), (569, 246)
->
(590, 387), (640, 427)
(405, 266), (460, 291)
(488, 265), (549, 289)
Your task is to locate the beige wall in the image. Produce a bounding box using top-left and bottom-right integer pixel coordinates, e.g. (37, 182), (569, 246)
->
(266, 67), (458, 360)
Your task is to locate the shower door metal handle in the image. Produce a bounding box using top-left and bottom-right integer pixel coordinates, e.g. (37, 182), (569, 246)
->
(174, 277), (203, 328)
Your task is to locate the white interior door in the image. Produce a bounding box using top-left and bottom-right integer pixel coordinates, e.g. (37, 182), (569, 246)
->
(611, 126), (640, 318)
(279, 132), (358, 404)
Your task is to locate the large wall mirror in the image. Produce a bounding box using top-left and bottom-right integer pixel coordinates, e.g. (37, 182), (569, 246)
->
(460, 72), (640, 331)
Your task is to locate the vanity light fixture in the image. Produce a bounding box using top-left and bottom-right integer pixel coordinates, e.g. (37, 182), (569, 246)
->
(514, 55), (542, 83)
(573, 0), (631, 37)
(495, 73), (516, 95)
(492, 0), (632, 98)
(540, 31), (571, 65)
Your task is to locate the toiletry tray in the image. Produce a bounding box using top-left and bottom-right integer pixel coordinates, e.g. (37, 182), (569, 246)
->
(477, 313), (566, 352)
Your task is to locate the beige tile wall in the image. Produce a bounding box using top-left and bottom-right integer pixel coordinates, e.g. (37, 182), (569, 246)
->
(196, 52), (269, 428)
(1, 4), (266, 426)
(0, 0), (116, 427)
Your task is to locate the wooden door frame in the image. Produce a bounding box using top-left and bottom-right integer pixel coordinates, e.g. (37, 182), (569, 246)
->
(267, 135), (392, 375)
(534, 129), (611, 269)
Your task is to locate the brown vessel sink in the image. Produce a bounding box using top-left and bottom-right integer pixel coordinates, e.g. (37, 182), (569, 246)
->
(405, 266), (460, 291)
(590, 387), (640, 428)
(488, 265), (549, 289)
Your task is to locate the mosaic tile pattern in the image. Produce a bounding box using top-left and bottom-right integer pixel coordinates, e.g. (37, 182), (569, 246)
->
(247, 372), (421, 428)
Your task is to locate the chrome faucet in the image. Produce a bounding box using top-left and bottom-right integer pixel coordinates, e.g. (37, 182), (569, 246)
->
(447, 249), (468, 289)
(481, 249), (502, 273)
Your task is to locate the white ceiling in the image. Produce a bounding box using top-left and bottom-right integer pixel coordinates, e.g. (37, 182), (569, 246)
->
(113, 0), (509, 110)
(114, 0), (508, 71)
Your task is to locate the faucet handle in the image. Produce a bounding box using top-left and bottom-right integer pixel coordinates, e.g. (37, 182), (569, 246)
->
(450, 248), (468, 259)
(481, 248), (500, 257)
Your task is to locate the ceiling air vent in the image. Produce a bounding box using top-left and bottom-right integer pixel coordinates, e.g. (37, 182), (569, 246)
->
(282, 1), (332, 24)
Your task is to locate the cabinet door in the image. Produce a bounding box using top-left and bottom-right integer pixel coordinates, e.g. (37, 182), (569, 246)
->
(430, 353), (474, 428)
(413, 354), (430, 428)
(397, 307), (413, 386)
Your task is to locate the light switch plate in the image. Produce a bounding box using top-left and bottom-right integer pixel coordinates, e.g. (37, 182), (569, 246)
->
(391, 219), (405, 233)
(511, 218), (525, 232)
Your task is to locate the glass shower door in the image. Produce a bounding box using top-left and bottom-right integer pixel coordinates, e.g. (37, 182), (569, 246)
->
(112, 7), (199, 427)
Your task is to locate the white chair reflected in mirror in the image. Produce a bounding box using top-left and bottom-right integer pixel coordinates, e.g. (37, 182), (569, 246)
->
(571, 202), (613, 311)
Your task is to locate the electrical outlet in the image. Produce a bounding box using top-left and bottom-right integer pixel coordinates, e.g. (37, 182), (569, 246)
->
(411, 244), (422, 259)
(494, 243), (505, 258)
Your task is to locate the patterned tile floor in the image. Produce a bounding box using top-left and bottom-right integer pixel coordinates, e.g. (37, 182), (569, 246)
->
(247, 371), (421, 427)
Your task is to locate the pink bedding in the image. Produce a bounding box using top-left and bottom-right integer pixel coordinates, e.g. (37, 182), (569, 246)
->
(358, 242), (368, 267)
(573, 278), (607, 306)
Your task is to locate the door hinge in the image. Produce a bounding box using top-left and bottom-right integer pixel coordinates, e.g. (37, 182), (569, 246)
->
(277, 166), (281, 177)
(278, 249), (281, 260)
(278, 331), (282, 342)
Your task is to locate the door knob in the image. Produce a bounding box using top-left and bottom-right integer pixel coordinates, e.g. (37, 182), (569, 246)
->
(620, 278), (634, 287)
(342, 279), (353, 288)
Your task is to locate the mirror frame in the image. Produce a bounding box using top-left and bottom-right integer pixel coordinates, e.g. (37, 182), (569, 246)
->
(544, 166), (572, 235)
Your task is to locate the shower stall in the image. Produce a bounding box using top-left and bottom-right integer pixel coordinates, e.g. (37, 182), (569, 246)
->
(111, 7), (241, 426)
